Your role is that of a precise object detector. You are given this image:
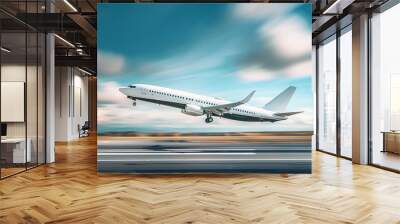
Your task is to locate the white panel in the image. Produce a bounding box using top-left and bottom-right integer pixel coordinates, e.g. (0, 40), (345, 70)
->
(1, 82), (25, 122)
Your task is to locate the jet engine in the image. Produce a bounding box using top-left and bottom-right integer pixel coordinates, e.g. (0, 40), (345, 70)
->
(181, 104), (204, 116)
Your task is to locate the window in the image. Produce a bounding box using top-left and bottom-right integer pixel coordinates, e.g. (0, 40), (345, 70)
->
(317, 36), (337, 154)
(370, 4), (400, 171)
(340, 27), (352, 158)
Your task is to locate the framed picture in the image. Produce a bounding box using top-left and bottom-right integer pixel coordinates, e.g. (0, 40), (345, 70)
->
(97, 3), (313, 173)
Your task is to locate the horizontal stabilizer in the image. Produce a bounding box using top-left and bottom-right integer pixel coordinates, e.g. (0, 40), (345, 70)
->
(274, 111), (303, 117)
(264, 86), (296, 112)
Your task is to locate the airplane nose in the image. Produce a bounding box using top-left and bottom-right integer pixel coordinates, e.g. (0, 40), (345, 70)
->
(119, 87), (130, 96)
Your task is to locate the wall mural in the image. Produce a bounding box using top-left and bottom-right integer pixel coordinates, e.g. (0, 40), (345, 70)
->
(97, 3), (313, 173)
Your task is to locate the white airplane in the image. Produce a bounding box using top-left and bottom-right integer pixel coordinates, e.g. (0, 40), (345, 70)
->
(119, 84), (302, 123)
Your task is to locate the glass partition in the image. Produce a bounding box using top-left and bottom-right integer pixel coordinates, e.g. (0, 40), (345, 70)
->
(27, 30), (38, 169)
(1, 30), (28, 177)
(0, 2), (46, 179)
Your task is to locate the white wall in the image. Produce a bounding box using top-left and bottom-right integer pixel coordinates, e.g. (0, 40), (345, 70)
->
(1, 65), (38, 139)
(55, 67), (89, 141)
(55, 67), (69, 141)
(1, 64), (46, 164)
(71, 73), (89, 138)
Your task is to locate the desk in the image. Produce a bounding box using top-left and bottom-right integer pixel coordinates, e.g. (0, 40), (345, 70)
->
(382, 132), (400, 155)
(1, 138), (31, 163)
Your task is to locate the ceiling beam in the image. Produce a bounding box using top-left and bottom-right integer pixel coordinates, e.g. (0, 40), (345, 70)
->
(323, 0), (356, 14)
(67, 13), (97, 46)
(55, 55), (96, 72)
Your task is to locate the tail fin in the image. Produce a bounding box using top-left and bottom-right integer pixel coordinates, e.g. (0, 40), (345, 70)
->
(263, 86), (296, 112)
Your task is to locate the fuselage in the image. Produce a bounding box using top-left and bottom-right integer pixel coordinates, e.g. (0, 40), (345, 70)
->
(119, 84), (286, 122)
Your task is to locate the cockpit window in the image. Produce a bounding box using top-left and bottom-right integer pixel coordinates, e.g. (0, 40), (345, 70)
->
(129, 85), (136, 88)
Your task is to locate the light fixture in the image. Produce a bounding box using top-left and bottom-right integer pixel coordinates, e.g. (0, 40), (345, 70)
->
(1, 47), (11, 53)
(78, 67), (93, 76)
(76, 48), (86, 56)
(322, 0), (354, 15)
(63, 0), (78, 12)
(323, 0), (341, 14)
(54, 34), (75, 48)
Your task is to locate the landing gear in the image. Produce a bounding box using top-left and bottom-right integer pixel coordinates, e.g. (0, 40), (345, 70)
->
(205, 117), (213, 123)
(132, 100), (136, 106)
(205, 114), (214, 123)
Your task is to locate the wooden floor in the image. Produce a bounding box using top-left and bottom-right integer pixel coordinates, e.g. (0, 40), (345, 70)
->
(1, 136), (400, 224)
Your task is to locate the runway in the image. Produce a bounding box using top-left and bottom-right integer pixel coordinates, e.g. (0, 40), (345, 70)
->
(97, 133), (312, 173)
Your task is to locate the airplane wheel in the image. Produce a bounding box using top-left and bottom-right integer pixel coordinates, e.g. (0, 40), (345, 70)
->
(205, 117), (213, 123)
(132, 101), (136, 107)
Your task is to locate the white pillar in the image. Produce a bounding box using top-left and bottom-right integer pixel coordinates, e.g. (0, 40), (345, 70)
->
(46, 32), (55, 163)
(352, 14), (369, 164)
(45, 0), (55, 163)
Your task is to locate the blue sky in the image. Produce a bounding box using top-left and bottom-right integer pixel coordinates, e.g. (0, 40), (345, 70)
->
(97, 3), (313, 133)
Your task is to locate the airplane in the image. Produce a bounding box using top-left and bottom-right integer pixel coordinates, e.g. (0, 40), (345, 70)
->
(119, 84), (302, 123)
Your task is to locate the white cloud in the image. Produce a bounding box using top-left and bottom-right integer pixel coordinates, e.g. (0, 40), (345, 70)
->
(233, 4), (297, 20)
(98, 51), (126, 75)
(135, 42), (237, 81)
(285, 60), (312, 77)
(233, 5), (312, 81)
(259, 16), (311, 59)
(98, 81), (126, 104)
(237, 59), (311, 82)
(237, 66), (275, 82)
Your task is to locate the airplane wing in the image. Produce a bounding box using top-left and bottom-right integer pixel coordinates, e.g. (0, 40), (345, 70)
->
(202, 91), (255, 114)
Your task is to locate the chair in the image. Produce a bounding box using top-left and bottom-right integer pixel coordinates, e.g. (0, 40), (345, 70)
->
(79, 121), (90, 138)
